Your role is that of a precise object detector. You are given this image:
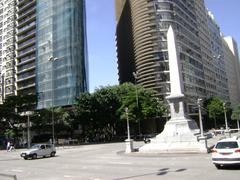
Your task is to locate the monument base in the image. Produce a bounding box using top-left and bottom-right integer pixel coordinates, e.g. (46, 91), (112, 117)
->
(139, 117), (207, 153)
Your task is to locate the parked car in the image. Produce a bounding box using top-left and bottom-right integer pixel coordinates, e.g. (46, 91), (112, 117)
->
(211, 137), (240, 169)
(20, 144), (56, 160)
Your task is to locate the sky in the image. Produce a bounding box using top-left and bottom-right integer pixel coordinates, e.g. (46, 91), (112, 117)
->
(86, 0), (240, 93)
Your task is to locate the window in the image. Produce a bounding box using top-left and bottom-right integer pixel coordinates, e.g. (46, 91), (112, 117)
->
(216, 141), (239, 149)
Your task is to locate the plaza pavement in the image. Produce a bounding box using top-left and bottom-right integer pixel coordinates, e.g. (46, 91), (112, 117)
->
(0, 132), (239, 180)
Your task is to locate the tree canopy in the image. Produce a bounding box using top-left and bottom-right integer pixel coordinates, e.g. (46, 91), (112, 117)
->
(231, 104), (240, 120)
(74, 83), (167, 140)
(1, 84), (168, 142)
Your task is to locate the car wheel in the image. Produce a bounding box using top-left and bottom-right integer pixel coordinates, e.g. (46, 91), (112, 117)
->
(215, 164), (222, 169)
(50, 152), (56, 157)
(24, 157), (28, 160)
(32, 154), (37, 159)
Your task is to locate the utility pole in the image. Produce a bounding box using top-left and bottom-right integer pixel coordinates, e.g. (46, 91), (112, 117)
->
(197, 98), (204, 137)
(125, 107), (133, 153)
(49, 56), (58, 144)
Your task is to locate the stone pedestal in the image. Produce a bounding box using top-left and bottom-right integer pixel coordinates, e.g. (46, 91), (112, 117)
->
(125, 139), (133, 153)
(139, 118), (207, 153)
(139, 96), (207, 153)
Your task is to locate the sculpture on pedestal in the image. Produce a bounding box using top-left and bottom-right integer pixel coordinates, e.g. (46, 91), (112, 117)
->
(139, 26), (207, 153)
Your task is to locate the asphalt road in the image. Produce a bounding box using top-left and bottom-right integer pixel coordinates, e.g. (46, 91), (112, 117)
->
(0, 138), (239, 180)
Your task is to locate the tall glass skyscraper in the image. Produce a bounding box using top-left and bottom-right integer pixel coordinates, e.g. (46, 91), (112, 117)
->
(36, 0), (88, 109)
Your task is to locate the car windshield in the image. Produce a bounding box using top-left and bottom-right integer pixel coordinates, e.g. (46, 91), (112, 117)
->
(31, 144), (41, 149)
(216, 141), (239, 149)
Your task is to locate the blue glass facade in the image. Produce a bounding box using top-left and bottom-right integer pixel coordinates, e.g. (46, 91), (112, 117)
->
(36, 0), (88, 109)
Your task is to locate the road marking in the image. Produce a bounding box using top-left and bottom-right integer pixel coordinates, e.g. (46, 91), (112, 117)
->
(11, 169), (23, 173)
(108, 161), (132, 165)
(99, 156), (121, 160)
(64, 175), (102, 180)
(64, 175), (72, 178)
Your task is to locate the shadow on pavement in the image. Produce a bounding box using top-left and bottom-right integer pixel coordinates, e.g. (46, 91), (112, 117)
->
(113, 168), (187, 179)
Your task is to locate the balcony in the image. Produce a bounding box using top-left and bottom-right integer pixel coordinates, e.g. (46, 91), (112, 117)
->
(17, 47), (36, 59)
(17, 0), (36, 14)
(17, 29), (36, 43)
(17, 21), (36, 34)
(17, 62), (35, 74)
(17, 82), (35, 91)
(17, 54), (35, 65)
(17, 0), (31, 6)
(17, 37), (35, 50)
(17, 71), (35, 82)
(17, 14), (36, 28)
(17, 6), (36, 20)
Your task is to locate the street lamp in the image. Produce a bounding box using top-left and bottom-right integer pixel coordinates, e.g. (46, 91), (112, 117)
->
(20, 111), (33, 149)
(133, 71), (141, 136)
(238, 115), (240, 132)
(223, 102), (229, 131)
(125, 107), (130, 140)
(197, 98), (204, 137)
(49, 56), (58, 144)
(125, 107), (133, 153)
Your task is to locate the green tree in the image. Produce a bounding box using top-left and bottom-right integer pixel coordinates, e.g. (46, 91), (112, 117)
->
(54, 107), (74, 137)
(74, 92), (96, 140)
(117, 83), (167, 134)
(117, 84), (164, 120)
(231, 104), (240, 130)
(74, 83), (167, 141)
(31, 109), (52, 134)
(93, 86), (121, 139)
(0, 94), (37, 138)
(205, 97), (224, 128)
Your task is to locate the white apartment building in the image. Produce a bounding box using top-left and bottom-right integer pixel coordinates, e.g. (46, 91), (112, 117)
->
(0, 0), (16, 104)
(207, 11), (229, 101)
(222, 36), (240, 107)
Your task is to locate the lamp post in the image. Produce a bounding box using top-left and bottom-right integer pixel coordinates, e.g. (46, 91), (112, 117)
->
(125, 107), (133, 153)
(49, 56), (58, 144)
(196, 99), (208, 152)
(238, 115), (240, 132)
(27, 113), (31, 149)
(21, 111), (33, 149)
(223, 102), (229, 131)
(197, 98), (204, 137)
(133, 71), (141, 136)
(125, 107), (130, 140)
(223, 102), (231, 137)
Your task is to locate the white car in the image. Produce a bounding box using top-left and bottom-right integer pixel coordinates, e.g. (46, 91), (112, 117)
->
(20, 144), (56, 160)
(211, 137), (240, 169)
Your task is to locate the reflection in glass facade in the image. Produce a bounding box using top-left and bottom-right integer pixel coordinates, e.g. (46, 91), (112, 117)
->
(36, 0), (88, 109)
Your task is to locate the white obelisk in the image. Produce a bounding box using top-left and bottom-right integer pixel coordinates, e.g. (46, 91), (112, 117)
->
(139, 26), (207, 153)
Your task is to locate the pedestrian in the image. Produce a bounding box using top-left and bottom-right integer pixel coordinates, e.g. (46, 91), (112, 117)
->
(6, 141), (10, 151)
(9, 141), (15, 151)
